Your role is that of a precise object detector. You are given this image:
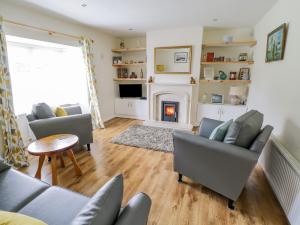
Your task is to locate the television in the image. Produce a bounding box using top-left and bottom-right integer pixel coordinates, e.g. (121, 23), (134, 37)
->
(119, 84), (142, 98)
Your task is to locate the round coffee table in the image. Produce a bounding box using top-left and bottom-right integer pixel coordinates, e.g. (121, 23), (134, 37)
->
(27, 134), (83, 185)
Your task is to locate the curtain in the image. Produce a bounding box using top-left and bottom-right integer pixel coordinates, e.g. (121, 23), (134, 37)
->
(80, 37), (104, 129)
(0, 18), (28, 167)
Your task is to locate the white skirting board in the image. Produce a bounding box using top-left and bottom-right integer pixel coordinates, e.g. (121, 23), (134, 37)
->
(259, 136), (300, 225)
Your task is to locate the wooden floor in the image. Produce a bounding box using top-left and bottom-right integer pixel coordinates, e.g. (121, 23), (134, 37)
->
(22, 118), (288, 225)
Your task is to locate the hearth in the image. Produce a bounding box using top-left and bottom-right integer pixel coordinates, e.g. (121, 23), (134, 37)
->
(161, 101), (179, 122)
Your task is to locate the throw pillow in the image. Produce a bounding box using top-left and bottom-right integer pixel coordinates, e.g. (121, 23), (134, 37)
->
(0, 211), (47, 225)
(0, 157), (10, 172)
(55, 107), (68, 117)
(71, 174), (123, 225)
(209, 119), (233, 141)
(32, 103), (55, 119)
(224, 110), (263, 148)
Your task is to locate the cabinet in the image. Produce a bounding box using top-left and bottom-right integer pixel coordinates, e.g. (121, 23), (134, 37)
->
(197, 103), (247, 122)
(115, 98), (147, 120)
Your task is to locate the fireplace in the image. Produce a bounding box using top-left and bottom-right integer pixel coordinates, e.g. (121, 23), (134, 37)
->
(161, 101), (179, 122)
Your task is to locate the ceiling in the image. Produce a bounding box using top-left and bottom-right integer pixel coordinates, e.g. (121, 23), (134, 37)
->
(11, 0), (277, 37)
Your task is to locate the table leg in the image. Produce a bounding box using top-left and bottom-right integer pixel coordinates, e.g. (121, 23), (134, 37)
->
(35, 155), (45, 179)
(51, 155), (58, 185)
(58, 153), (65, 168)
(66, 149), (83, 176)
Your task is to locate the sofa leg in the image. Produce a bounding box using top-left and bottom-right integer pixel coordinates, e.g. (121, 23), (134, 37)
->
(87, 144), (91, 151)
(228, 199), (235, 210)
(178, 173), (183, 183)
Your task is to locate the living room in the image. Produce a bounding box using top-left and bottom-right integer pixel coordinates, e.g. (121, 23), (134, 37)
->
(0, 0), (299, 224)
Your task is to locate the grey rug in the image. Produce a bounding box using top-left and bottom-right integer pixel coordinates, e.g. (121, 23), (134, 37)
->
(112, 125), (174, 152)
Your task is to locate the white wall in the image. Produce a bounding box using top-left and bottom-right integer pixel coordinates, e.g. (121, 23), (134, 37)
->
(146, 27), (203, 83)
(0, 0), (117, 122)
(248, 0), (300, 162)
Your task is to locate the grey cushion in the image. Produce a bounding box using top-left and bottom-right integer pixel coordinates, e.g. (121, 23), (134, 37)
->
(71, 174), (124, 225)
(0, 157), (10, 172)
(61, 104), (82, 115)
(249, 125), (274, 152)
(224, 110), (263, 148)
(32, 103), (55, 119)
(115, 193), (151, 225)
(209, 119), (233, 142)
(0, 169), (49, 212)
(19, 186), (89, 225)
(199, 118), (224, 138)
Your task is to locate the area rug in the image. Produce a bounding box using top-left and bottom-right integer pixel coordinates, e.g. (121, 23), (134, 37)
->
(111, 125), (174, 152)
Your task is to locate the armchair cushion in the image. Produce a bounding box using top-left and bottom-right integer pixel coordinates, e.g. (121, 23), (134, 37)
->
(0, 157), (10, 172)
(209, 119), (233, 142)
(199, 118), (223, 138)
(54, 107), (68, 117)
(224, 110), (263, 148)
(32, 103), (55, 119)
(71, 174), (123, 225)
(249, 125), (274, 152)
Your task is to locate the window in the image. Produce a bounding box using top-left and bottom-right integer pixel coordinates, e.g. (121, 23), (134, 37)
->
(6, 36), (89, 115)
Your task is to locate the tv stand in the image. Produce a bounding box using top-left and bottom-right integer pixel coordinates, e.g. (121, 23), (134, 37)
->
(114, 97), (147, 120)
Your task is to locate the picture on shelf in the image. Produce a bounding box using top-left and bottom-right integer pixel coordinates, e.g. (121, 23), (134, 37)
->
(204, 67), (214, 80)
(211, 94), (224, 104)
(239, 68), (250, 80)
(113, 56), (122, 65)
(266, 23), (287, 62)
(174, 52), (188, 63)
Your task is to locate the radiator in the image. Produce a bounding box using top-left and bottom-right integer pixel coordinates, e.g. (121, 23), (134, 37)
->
(260, 136), (300, 225)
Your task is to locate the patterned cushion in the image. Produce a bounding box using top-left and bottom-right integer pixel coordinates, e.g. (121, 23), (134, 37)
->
(224, 110), (263, 148)
(32, 103), (55, 119)
(209, 119), (233, 142)
(55, 107), (68, 117)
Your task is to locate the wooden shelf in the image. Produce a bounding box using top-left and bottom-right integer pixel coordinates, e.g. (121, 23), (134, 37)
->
(201, 61), (254, 65)
(199, 79), (251, 84)
(112, 47), (146, 53)
(113, 78), (146, 82)
(202, 40), (257, 48)
(112, 63), (146, 67)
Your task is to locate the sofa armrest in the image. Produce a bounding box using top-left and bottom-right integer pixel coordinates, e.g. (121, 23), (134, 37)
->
(29, 114), (93, 145)
(198, 117), (223, 138)
(116, 193), (151, 225)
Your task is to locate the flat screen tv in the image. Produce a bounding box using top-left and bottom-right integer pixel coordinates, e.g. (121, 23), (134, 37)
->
(119, 84), (142, 98)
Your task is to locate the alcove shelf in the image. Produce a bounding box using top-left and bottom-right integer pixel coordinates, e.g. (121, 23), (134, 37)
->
(201, 61), (254, 65)
(202, 40), (257, 48)
(111, 47), (146, 53)
(199, 79), (251, 84)
(113, 78), (146, 82)
(112, 63), (146, 67)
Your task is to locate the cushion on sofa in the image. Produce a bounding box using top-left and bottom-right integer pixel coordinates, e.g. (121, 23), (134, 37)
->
(71, 174), (123, 225)
(0, 157), (10, 172)
(54, 107), (68, 117)
(32, 103), (55, 119)
(19, 186), (89, 225)
(0, 169), (49, 212)
(209, 119), (233, 142)
(0, 210), (47, 225)
(249, 125), (274, 152)
(224, 110), (263, 148)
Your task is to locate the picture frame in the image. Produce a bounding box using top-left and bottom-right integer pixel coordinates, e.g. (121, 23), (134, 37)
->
(239, 68), (250, 80)
(211, 94), (224, 104)
(174, 52), (188, 63)
(265, 23), (288, 62)
(204, 67), (214, 80)
(113, 56), (122, 65)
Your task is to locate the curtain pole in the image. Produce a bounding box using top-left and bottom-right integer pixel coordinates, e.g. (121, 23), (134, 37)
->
(3, 18), (94, 43)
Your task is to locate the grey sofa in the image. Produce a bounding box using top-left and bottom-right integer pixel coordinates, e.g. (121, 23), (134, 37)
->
(28, 104), (93, 150)
(0, 159), (151, 225)
(173, 110), (273, 209)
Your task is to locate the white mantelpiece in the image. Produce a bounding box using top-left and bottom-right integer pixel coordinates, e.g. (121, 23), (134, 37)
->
(144, 82), (198, 130)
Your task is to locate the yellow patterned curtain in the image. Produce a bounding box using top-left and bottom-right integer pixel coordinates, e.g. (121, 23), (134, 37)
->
(80, 37), (104, 129)
(0, 18), (28, 167)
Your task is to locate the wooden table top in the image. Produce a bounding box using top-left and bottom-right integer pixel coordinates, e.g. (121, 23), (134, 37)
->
(27, 134), (79, 156)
